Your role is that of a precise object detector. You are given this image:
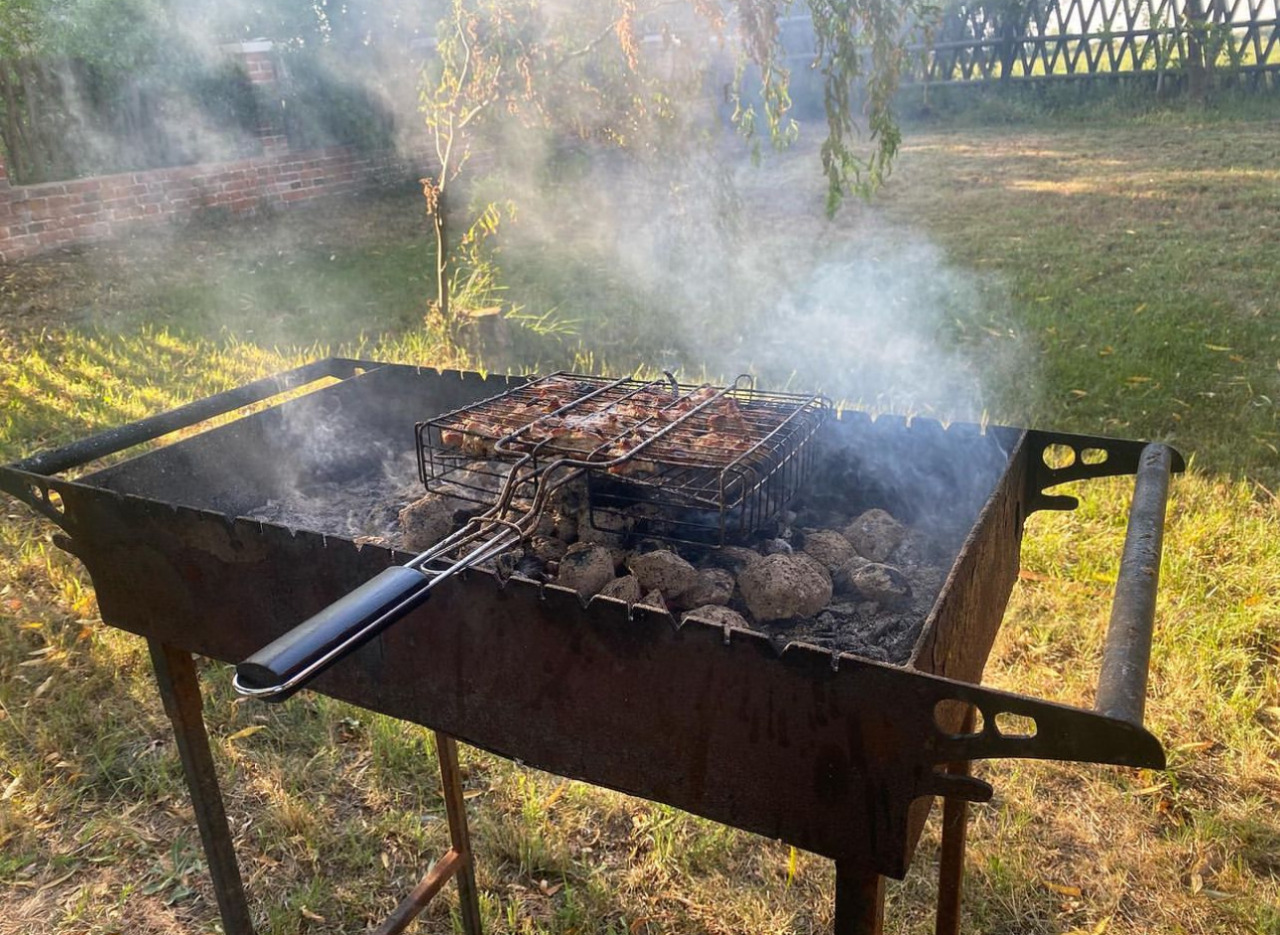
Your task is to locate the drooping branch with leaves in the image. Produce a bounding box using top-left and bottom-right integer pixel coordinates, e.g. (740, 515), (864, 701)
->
(417, 0), (931, 330)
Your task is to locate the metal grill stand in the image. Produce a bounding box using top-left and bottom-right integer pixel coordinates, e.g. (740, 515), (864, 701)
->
(143, 647), (979, 935)
(147, 642), (482, 935)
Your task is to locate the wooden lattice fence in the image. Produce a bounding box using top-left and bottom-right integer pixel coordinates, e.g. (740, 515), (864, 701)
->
(915, 0), (1280, 87)
(776, 0), (1279, 91)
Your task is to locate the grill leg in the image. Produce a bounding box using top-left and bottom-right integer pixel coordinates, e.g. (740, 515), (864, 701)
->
(436, 731), (483, 935)
(935, 706), (976, 935)
(834, 862), (884, 935)
(148, 640), (255, 935)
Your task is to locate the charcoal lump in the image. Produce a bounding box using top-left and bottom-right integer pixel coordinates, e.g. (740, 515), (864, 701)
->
(704, 546), (761, 574)
(529, 536), (568, 563)
(556, 542), (617, 599)
(628, 550), (700, 602)
(832, 555), (872, 595)
(847, 562), (912, 609)
(674, 567), (735, 610)
(801, 529), (856, 572)
(598, 574), (643, 604)
(738, 553), (833, 622)
(842, 508), (906, 562)
(398, 494), (469, 551)
(682, 605), (750, 629)
(638, 589), (668, 612)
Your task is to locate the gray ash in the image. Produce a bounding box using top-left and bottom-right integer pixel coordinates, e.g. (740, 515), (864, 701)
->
(241, 450), (423, 543)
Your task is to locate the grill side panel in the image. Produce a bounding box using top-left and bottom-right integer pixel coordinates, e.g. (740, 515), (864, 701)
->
(55, 483), (1002, 878)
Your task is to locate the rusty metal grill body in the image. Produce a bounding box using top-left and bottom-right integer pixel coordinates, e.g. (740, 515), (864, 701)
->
(0, 359), (1179, 895)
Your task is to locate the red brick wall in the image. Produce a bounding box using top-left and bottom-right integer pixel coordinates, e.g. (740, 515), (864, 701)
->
(0, 42), (426, 264)
(0, 145), (418, 263)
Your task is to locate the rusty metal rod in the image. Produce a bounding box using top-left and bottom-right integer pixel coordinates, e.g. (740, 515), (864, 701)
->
(935, 706), (976, 935)
(834, 863), (885, 935)
(436, 732), (483, 935)
(370, 848), (465, 935)
(1096, 443), (1174, 726)
(147, 642), (255, 935)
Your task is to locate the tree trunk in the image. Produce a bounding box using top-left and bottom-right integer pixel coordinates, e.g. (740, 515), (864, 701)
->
(434, 186), (450, 324)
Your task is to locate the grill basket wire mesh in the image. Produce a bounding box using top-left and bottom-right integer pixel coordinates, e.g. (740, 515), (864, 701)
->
(415, 372), (830, 546)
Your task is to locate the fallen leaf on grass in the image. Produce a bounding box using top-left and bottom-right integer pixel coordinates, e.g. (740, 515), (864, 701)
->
(299, 906), (326, 922)
(1174, 740), (1214, 753)
(1205, 344), (1232, 352)
(1043, 881), (1083, 897)
(226, 725), (266, 742)
(33, 675), (54, 697)
(538, 879), (564, 897)
(544, 781), (568, 809)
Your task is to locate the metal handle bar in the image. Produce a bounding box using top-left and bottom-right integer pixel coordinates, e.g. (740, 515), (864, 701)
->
(924, 441), (1177, 782)
(9, 358), (372, 476)
(1095, 443), (1174, 726)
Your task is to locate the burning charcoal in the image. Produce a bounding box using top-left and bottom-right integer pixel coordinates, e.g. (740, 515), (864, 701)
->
(627, 550), (700, 603)
(493, 549), (524, 580)
(398, 495), (469, 551)
(353, 534), (391, 549)
(682, 605), (750, 629)
(638, 589), (668, 613)
(703, 546), (761, 574)
(674, 568), (735, 611)
(843, 509), (906, 563)
(848, 563), (912, 610)
(555, 543), (617, 599)
(801, 530), (856, 572)
(832, 555), (873, 595)
(738, 553), (833, 623)
(529, 536), (568, 564)
(598, 574), (642, 604)
(576, 505), (633, 547)
(761, 538), (793, 556)
(514, 554), (550, 582)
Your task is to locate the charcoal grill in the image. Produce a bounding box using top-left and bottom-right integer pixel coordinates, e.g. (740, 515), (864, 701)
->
(0, 358), (1181, 935)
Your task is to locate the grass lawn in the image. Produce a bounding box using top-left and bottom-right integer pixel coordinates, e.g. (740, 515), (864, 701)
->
(1, 105), (1278, 934)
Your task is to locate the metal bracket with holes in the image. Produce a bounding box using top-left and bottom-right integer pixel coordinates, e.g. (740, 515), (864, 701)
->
(1026, 429), (1185, 513)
